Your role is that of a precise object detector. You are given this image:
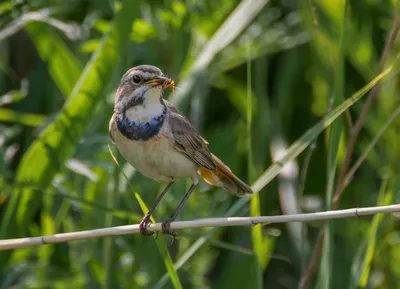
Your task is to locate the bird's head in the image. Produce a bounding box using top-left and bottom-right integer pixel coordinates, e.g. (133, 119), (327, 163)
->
(114, 65), (174, 113)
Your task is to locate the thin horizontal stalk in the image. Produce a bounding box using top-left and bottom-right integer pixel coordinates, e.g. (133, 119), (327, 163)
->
(0, 204), (399, 250)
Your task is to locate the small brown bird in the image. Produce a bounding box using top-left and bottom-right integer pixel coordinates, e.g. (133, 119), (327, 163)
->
(109, 65), (253, 236)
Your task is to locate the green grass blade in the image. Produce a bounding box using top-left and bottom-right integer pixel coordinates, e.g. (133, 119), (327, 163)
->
(171, 0), (269, 106)
(25, 22), (83, 98)
(37, 188), (56, 285)
(152, 237), (183, 289)
(0, 0), (13, 14)
(108, 147), (183, 289)
(103, 167), (119, 289)
(344, 104), (400, 187)
(250, 194), (265, 288)
(359, 185), (393, 287)
(247, 54), (264, 288)
(0, 108), (45, 126)
(252, 66), (392, 193)
(318, 2), (347, 288)
(349, 179), (393, 288)
(0, 0), (139, 243)
(154, 62), (394, 289)
(211, 240), (254, 255)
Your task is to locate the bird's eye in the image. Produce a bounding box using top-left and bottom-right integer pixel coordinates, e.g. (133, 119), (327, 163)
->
(132, 75), (141, 84)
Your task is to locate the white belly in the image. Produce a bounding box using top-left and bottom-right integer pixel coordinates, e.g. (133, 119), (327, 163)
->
(110, 118), (198, 182)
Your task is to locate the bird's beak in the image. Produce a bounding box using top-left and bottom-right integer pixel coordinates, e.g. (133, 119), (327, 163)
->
(145, 76), (175, 89)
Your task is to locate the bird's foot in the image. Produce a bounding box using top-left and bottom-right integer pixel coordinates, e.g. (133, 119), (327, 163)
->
(139, 215), (154, 236)
(161, 218), (179, 238)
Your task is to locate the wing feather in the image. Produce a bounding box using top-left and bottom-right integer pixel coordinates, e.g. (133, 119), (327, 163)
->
(165, 101), (216, 171)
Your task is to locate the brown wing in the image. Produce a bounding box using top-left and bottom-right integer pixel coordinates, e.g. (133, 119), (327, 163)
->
(165, 101), (216, 171)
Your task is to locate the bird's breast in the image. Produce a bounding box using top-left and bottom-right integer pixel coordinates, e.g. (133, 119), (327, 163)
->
(116, 113), (165, 141)
(110, 115), (198, 182)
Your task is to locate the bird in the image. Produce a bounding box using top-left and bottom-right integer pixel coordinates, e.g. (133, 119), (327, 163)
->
(109, 65), (253, 236)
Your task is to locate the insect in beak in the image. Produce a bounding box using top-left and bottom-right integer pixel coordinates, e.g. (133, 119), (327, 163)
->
(145, 76), (175, 89)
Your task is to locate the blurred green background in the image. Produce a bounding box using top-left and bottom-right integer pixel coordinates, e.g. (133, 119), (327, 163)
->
(1, 0), (400, 288)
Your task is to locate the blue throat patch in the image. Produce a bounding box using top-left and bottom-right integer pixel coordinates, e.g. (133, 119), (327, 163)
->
(117, 109), (166, 141)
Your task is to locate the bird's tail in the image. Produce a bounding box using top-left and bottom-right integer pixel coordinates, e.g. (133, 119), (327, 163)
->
(199, 154), (253, 197)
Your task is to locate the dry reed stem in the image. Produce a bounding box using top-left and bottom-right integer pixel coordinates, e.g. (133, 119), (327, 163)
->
(0, 204), (399, 250)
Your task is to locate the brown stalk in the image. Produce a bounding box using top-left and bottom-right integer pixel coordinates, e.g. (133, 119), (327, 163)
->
(299, 5), (400, 289)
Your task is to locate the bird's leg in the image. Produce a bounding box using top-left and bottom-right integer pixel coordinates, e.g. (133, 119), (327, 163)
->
(139, 181), (174, 236)
(162, 181), (199, 237)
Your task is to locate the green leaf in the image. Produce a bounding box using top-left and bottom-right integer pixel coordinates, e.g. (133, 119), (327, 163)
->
(318, 2), (347, 288)
(170, 0), (269, 106)
(131, 19), (158, 43)
(247, 57), (265, 289)
(349, 178), (393, 289)
(37, 188), (56, 283)
(80, 38), (102, 54)
(0, 0), (140, 242)
(359, 187), (393, 287)
(25, 22), (82, 98)
(0, 0), (12, 13)
(0, 108), (45, 126)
